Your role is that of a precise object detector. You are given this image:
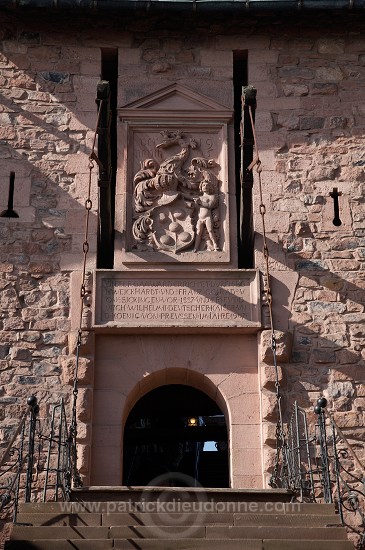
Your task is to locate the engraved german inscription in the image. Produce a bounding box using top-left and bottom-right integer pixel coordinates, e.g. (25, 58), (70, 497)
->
(99, 277), (257, 327)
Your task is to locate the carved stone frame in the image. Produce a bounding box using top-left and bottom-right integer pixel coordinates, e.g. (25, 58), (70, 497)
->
(115, 84), (233, 268)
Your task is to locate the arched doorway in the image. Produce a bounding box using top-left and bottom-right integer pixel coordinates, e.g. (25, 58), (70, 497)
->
(123, 384), (229, 487)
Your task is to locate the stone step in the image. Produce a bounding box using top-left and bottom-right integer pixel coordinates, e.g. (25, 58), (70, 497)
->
(234, 513), (341, 527)
(102, 511), (340, 527)
(263, 542), (354, 550)
(71, 486), (293, 503)
(5, 540), (354, 550)
(10, 526), (108, 540)
(6, 540), (113, 549)
(10, 491), (351, 550)
(9, 524), (349, 540)
(114, 542), (355, 550)
(204, 525), (348, 540)
(16, 512), (103, 526)
(19, 500), (337, 515)
(15, 511), (341, 527)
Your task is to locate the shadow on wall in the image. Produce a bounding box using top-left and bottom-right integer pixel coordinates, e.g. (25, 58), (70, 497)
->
(0, 24), (101, 416)
(0, 10), (364, 458)
(258, 232), (365, 419)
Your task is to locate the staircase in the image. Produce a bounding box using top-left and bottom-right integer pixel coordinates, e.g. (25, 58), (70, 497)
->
(5, 487), (354, 549)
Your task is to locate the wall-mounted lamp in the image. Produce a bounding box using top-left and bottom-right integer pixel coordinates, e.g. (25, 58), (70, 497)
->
(187, 417), (198, 427)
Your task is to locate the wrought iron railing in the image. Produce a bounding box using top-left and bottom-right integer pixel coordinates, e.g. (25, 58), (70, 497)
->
(0, 413), (26, 523)
(271, 397), (365, 549)
(0, 395), (78, 524)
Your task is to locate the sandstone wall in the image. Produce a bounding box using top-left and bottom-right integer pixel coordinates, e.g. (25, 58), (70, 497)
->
(0, 9), (364, 486)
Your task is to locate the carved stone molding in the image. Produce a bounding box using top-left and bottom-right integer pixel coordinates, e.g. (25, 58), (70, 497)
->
(115, 84), (233, 268)
(93, 269), (260, 331)
(132, 130), (221, 254)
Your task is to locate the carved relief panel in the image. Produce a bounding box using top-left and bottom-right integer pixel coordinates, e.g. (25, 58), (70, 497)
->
(115, 84), (233, 267)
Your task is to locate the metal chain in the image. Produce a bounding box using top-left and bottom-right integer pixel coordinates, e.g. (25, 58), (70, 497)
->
(70, 99), (104, 489)
(243, 99), (287, 487)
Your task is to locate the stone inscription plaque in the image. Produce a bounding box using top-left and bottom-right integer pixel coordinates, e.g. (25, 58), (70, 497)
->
(95, 271), (260, 328)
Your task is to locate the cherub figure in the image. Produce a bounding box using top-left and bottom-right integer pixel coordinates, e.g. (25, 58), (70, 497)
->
(193, 179), (219, 252)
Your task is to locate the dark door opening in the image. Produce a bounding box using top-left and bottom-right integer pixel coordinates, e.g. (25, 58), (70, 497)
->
(123, 384), (229, 488)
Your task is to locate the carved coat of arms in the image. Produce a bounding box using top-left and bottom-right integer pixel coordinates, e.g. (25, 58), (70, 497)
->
(132, 130), (221, 253)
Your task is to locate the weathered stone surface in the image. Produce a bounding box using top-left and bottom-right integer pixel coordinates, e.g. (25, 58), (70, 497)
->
(325, 381), (355, 399)
(260, 330), (293, 363)
(60, 355), (93, 386)
(76, 388), (92, 422)
(261, 391), (279, 421)
(3, 317), (25, 330)
(261, 364), (283, 390)
(76, 443), (90, 476)
(337, 349), (361, 364)
(42, 331), (67, 345)
(262, 446), (277, 475)
(0, 12), (363, 501)
(307, 301), (346, 314)
(333, 412), (363, 428)
(33, 360), (60, 376)
(311, 349), (336, 364)
(10, 347), (32, 362)
(261, 422), (277, 446)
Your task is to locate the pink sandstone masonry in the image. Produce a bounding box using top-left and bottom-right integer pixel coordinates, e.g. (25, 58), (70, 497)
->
(0, 10), (364, 497)
(115, 84), (233, 265)
(94, 270), (260, 328)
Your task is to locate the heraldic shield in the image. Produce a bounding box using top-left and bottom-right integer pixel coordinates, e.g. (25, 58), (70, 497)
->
(132, 130), (221, 254)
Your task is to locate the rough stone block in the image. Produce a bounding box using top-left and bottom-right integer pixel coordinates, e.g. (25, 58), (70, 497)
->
(76, 443), (90, 475)
(261, 391), (279, 421)
(262, 422), (277, 446)
(261, 364), (283, 390)
(76, 388), (92, 422)
(3, 317), (25, 330)
(10, 347), (32, 362)
(325, 381), (354, 399)
(260, 330), (293, 364)
(68, 329), (95, 356)
(65, 152), (91, 174)
(262, 446), (277, 474)
(76, 421), (91, 444)
(316, 66), (344, 81)
(60, 355), (93, 386)
(311, 349), (336, 364)
(318, 39), (345, 54)
(282, 84), (309, 97)
(333, 411), (363, 428)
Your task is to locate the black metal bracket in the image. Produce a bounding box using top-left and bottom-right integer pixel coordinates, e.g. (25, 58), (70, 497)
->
(329, 187), (342, 226)
(0, 172), (19, 218)
(96, 80), (114, 268)
(238, 85), (257, 268)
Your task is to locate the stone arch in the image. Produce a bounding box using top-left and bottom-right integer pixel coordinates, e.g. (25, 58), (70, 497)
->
(122, 367), (230, 432)
(122, 368), (230, 487)
(90, 333), (261, 488)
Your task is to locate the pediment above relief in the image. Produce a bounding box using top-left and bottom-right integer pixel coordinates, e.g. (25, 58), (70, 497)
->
(115, 82), (233, 267)
(119, 84), (232, 121)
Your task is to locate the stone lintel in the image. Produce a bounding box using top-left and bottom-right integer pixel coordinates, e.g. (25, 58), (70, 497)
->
(94, 269), (261, 330)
